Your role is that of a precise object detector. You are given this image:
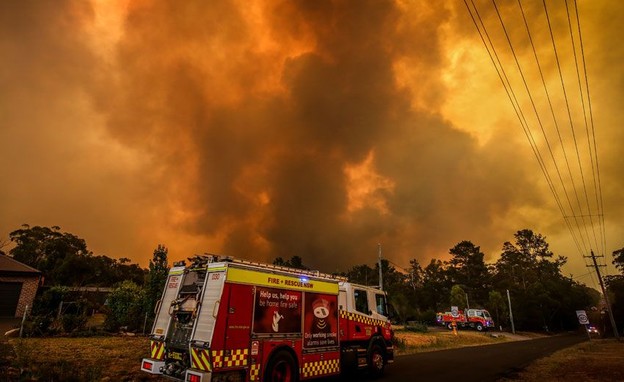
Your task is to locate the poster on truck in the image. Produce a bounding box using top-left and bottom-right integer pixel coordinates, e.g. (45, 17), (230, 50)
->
(253, 287), (302, 334)
(303, 292), (338, 348)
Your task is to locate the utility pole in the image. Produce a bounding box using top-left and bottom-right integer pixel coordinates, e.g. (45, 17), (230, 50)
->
(507, 289), (515, 334)
(586, 250), (620, 340)
(378, 243), (383, 291)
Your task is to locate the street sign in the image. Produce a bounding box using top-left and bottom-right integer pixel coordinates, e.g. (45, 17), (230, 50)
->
(451, 306), (459, 318)
(576, 310), (589, 325)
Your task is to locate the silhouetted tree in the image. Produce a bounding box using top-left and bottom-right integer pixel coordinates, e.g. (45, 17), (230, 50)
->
(145, 244), (170, 319)
(273, 255), (309, 270)
(447, 241), (490, 306)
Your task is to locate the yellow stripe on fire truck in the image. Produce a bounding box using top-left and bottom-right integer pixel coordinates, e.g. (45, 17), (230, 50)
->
(150, 340), (165, 360)
(301, 358), (340, 378)
(339, 310), (389, 327)
(190, 348), (212, 372)
(211, 349), (249, 368)
(226, 267), (339, 294)
(249, 364), (261, 381)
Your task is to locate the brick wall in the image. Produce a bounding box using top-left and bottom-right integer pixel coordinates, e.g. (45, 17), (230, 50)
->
(0, 275), (40, 317)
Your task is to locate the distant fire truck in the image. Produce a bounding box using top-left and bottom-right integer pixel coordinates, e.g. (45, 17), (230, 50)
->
(141, 255), (394, 381)
(436, 308), (494, 332)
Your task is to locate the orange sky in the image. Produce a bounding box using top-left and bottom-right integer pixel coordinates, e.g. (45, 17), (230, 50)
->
(1, 0), (622, 289)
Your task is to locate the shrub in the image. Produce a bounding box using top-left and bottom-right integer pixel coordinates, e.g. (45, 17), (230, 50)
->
(20, 315), (56, 337)
(61, 314), (87, 333)
(104, 280), (146, 332)
(405, 321), (429, 333)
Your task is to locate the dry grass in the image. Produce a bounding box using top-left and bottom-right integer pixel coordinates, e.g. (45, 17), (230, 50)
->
(393, 328), (508, 355)
(498, 339), (624, 382)
(8, 335), (164, 381)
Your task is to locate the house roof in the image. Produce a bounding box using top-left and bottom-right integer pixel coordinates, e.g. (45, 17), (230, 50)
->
(0, 255), (41, 276)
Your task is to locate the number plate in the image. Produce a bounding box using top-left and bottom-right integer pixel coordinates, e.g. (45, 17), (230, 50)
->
(169, 352), (183, 361)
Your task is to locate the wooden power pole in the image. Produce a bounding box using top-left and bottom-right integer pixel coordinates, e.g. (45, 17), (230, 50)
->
(586, 250), (620, 340)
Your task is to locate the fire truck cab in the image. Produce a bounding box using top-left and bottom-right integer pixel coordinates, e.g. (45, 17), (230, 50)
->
(141, 255), (393, 382)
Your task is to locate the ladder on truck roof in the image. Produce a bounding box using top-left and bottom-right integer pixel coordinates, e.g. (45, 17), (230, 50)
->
(186, 253), (349, 282)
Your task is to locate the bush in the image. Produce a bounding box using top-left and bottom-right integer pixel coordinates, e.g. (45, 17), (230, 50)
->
(413, 309), (437, 325)
(61, 314), (87, 333)
(104, 280), (146, 332)
(31, 286), (69, 316)
(405, 321), (429, 333)
(20, 315), (56, 337)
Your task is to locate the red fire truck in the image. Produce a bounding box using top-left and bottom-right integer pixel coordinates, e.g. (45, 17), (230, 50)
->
(141, 255), (394, 381)
(436, 308), (494, 332)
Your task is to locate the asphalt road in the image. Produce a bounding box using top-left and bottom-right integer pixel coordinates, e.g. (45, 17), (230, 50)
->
(384, 333), (585, 382)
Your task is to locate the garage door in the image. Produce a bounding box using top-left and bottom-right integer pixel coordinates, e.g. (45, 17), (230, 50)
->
(0, 282), (22, 317)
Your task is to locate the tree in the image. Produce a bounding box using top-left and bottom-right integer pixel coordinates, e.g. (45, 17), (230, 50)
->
(488, 290), (506, 328)
(494, 229), (560, 292)
(450, 285), (467, 310)
(613, 247), (624, 273)
(491, 229), (596, 331)
(343, 264), (375, 286)
(606, 246), (624, 335)
(145, 244), (170, 319)
(421, 259), (450, 311)
(9, 225), (90, 285)
(273, 255), (309, 270)
(7, 224), (146, 287)
(447, 241), (490, 306)
(408, 259), (424, 290)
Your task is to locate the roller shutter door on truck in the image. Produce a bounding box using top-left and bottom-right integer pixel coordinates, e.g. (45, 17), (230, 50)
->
(0, 282), (22, 317)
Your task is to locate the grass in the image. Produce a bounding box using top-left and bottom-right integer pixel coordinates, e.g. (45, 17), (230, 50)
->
(393, 328), (509, 355)
(7, 336), (164, 381)
(498, 339), (624, 382)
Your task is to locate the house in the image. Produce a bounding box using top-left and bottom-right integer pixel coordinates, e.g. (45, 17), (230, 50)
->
(0, 255), (42, 317)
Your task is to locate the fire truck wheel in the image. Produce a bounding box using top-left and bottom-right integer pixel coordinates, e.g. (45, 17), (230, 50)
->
(265, 350), (298, 382)
(367, 343), (385, 379)
(447, 323), (453, 330)
(476, 323), (484, 331)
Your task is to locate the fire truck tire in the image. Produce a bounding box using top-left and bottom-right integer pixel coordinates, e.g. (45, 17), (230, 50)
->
(367, 343), (385, 379)
(447, 323), (453, 330)
(476, 323), (484, 332)
(264, 350), (299, 382)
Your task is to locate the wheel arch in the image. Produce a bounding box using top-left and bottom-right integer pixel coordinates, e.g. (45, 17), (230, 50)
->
(263, 345), (300, 381)
(368, 335), (387, 358)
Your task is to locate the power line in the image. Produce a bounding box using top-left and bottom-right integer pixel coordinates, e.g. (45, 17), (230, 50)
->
(572, 0), (609, 273)
(542, 0), (595, 258)
(463, 0), (608, 290)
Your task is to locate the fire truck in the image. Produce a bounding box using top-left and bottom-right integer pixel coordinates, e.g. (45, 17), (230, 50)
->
(436, 308), (494, 332)
(141, 255), (394, 381)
